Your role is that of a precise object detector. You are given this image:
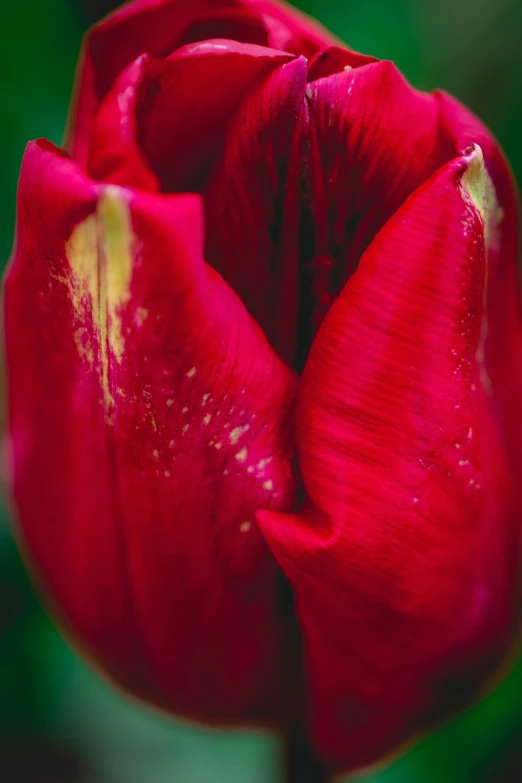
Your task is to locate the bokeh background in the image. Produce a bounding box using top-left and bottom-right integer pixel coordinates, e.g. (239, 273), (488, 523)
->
(1, 0), (522, 780)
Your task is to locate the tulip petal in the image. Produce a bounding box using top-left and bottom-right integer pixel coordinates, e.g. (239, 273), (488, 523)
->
(67, 0), (336, 166)
(88, 55), (159, 191)
(307, 46), (378, 82)
(138, 40), (295, 192)
(5, 139), (298, 724)
(176, 5), (273, 48)
(204, 55), (308, 365)
(247, 0), (341, 55)
(258, 148), (522, 769)
(298, 60), (454, 362)
(435, 91), (522, 478)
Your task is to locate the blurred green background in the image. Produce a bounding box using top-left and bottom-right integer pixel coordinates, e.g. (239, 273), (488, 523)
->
(1, 0), (522, 780)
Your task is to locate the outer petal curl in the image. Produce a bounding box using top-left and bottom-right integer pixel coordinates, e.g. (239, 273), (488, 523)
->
(5, 139), (298, 724)
(66, 0), (337, 165)
(259, 147), (522, 770)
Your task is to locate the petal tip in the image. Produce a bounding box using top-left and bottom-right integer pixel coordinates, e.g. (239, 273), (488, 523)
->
(460, 143), (504, 239)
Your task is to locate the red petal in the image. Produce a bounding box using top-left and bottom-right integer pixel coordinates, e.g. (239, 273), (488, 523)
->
(300, 61), (454, 349)
(435, 91), (522, 479)
(176, 5), (272, 48)
(259, 148), (522, 769)
(247, 0), (341, 56)
(204, 55), (308, 365)
(5, 139), (298, 724)
(66, 0), (337, 166)
(176, 0), (339, 55)
(307, 45), (378, 82)
(88, 55), (159, 191)
(138, 40), (295, 192)
(67, 0), (240, 165)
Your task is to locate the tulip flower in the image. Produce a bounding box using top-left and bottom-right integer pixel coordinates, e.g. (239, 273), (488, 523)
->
(4, 0), (522, 775)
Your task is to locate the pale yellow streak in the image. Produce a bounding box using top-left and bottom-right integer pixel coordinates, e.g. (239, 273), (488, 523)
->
(460, 145), (503, 398)
(65, 213), (100, 375)
(99, 187), (133, 363)
(460, 145), (502, 246)
(65, 186), (134, 414)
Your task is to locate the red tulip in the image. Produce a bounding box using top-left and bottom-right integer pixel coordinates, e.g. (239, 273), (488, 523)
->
(4, 0), (522, 773)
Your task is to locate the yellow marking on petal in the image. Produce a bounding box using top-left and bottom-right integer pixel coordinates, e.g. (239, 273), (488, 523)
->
(229, 425), (249, 445)
(66, 212), (110, 403)
(66, 213), (98, 305)
(235, 447), (248, 463)
(65, 214), (98, 369)
(99, 186), (133, 364)
(461, 146), (502, 246)
(239, 521), (251, 533)
(65, 186), (134, 414)
(135, 307), (148, 326)
(73, 326), (95, 368)
(460, 145), (502, 398)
